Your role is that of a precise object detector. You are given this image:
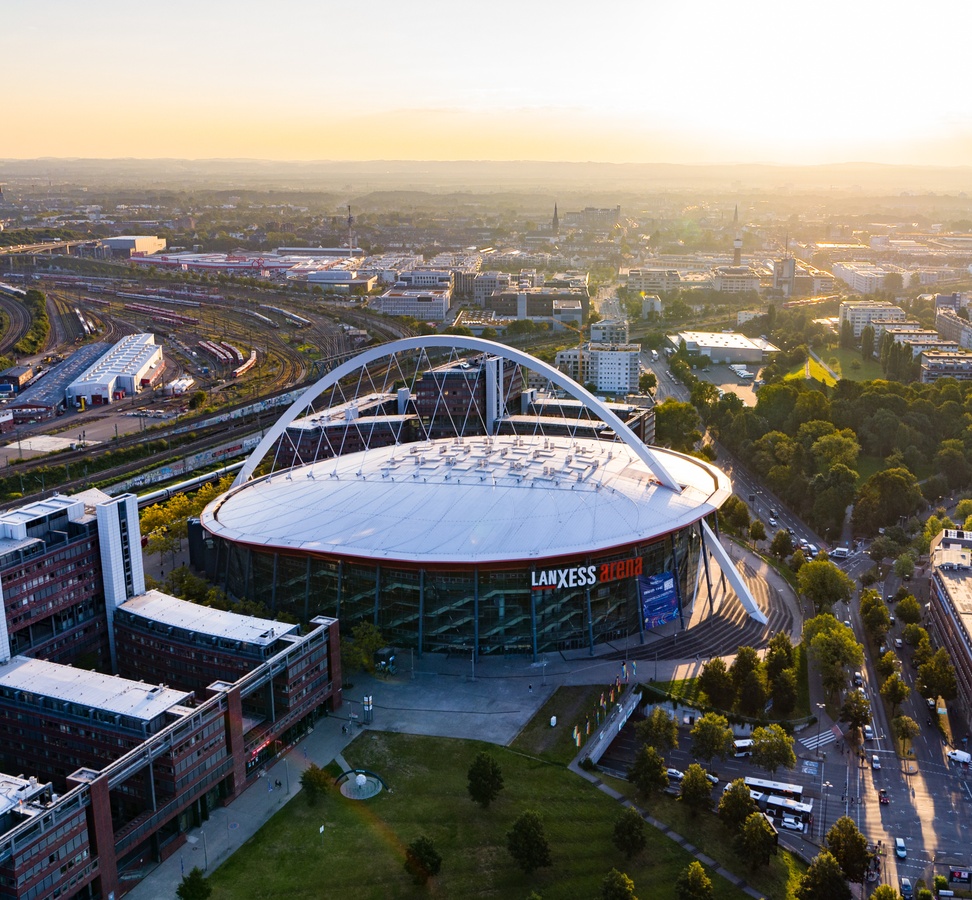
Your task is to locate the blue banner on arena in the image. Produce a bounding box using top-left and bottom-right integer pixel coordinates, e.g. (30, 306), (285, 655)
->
(639, 572), (679, 628)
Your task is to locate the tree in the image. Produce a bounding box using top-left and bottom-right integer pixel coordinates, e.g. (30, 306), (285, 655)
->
(797, 560), (855, 610)
(893, 715), (920, 746)
(176, 867), (212, 900)
(639, 371), (656, 393)
(875, 650), (898, 681)
(300, 764), (330, 806)
(880, 672), (910, 715)
(826, 816), (870, 883)
(730, 646), (763, 695)
(795, 850), (852, 900)
(893, 553), (915, 580)
(903, 622), (929, 648)
(895, 594), (922, 625)
(635, 707), (678, 753)
(838, 690), (871, 733)
(766, 632), (795, 680)
(690, 713), (734, 763)
(871, 887), (900, 900)
(679, 764), (714, 816)
(770, 529), (794, 559)
(861, 597), (891, 643)
(507, 810), (552, 874)
(808, 621), (864, 699)
(771, 668), (798, 717)
(675, 861), (713, 900)
(698, 658), (735, 710)
(751, 724), (796, 773)
(749, 520), (766, 546)
(628, 744), (668, 801)
(612, 807), (646, 860)
(917, 648), (958, 701)
(467, 751), (504, 809)
(737, 668), (770, 717)
(655, 399), (702, 452)
(602, 868), (638, 900)
(341, 622), (386, 673)
(719, 778), (758, 830)
(738, 811), (777, 869)
(404, 835), (442, 885)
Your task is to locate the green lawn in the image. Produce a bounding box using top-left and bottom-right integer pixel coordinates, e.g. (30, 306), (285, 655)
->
(510, 683), (606, 765)
(821, 347), (885, 382)
(205, 731), (754, 900)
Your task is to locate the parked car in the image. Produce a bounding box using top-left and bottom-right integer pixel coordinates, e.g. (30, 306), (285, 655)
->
(705, 773), (719, 785)
(666, 768), (684, 782)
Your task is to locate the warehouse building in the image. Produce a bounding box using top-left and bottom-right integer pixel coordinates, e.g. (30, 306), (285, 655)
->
(66, 333), (164, 407)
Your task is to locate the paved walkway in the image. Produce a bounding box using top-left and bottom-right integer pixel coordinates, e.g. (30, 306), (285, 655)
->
(127, 539), (803, 900)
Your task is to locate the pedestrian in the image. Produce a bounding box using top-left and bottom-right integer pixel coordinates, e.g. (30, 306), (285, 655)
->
(276, 779), (282, 789)
(528, 683), (533, 693)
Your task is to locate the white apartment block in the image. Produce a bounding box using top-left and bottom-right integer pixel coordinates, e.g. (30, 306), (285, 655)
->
(626, 268), (681, 293)
(832, 262), (893, 293)
(712, 266), (760, 293)
(473, 272), (512, 307)
(936, 309), (972, 349)
(838, 301), (906, 338)
(555, 342), (641, 394)
(641, 294), (663, 317)
(590, 319), (629, 344)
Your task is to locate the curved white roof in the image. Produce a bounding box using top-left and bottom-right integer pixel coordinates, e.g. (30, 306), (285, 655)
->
(202, 435), (731, 566)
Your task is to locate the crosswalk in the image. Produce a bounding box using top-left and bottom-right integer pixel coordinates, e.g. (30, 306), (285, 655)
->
(801, 724), (842, 751)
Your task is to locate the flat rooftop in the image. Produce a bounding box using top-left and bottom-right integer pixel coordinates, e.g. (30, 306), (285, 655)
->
(672, 331), (780, 353)
(203, 434), (730, 565)
(0, 656), (192, 722)
(120, 590), (299, 646)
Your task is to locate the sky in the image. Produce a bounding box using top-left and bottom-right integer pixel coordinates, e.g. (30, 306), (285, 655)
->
(6, 0), (972, 166)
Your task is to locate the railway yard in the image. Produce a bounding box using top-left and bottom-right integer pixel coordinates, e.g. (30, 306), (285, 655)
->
(0, 268), (418, 505)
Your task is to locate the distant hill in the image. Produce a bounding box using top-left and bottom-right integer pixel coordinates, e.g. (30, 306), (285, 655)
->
(3, 157), (972, 196)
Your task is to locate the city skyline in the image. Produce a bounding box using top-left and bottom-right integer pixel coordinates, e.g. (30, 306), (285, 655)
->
(7, 0), (972, 167)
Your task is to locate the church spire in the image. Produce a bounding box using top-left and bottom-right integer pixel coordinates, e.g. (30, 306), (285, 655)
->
(552, 203), (559, 236)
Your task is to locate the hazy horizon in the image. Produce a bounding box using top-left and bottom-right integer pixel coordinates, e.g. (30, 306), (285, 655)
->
(8, 0), (972, 168)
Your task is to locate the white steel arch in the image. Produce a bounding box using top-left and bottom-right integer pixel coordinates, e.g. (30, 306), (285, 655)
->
(233, 335), (683, 492)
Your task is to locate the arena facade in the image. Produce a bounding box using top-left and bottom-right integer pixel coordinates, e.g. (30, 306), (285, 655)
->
(192, 336), (764, 658)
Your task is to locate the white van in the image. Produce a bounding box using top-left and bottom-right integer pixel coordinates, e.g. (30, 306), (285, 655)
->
(733, 739), (754, 758)
(831, 547), (850, 559)
(947, 749), (971, 765)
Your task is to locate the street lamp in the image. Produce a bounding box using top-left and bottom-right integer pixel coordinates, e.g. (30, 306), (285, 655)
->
(815, 703), (826, 757)
(820, 781), (832, 842)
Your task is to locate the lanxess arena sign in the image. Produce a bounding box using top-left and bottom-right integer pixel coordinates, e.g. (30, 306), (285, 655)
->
(530, 556), (644, 590)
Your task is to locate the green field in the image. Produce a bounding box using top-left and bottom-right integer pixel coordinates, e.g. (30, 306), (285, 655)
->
(820, 347), (885, 382)
(205, 730), (766, 900)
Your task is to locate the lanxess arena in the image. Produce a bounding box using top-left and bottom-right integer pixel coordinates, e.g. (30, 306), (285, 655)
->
(194, 336), (764, 658)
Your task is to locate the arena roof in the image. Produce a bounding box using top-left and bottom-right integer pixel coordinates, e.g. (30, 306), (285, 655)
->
(202, 435), (730, 565)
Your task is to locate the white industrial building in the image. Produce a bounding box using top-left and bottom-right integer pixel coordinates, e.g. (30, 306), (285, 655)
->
(102, 236), (166, 257)
(669, 331), (779, 364)
(66, 333), (164, 407)
(370, 287), (452, 321)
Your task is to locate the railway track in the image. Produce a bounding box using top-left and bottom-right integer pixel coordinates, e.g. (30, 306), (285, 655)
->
(0, 295), (31, 356)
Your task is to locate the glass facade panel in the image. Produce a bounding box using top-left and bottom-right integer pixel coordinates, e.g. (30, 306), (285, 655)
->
(422, 571), (476, 654)
(212, 524), (707, 657)
(478, 570), (532, 656)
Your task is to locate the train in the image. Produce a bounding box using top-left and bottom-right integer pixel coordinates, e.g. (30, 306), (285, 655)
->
(136, 461), (244, 508)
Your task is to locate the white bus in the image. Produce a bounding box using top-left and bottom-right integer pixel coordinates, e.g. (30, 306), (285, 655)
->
(744, 776), (804, 801)
(733, 739), (754, 758)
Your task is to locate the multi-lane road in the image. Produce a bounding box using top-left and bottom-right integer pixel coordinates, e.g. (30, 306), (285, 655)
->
(635, 349), (972, 888)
